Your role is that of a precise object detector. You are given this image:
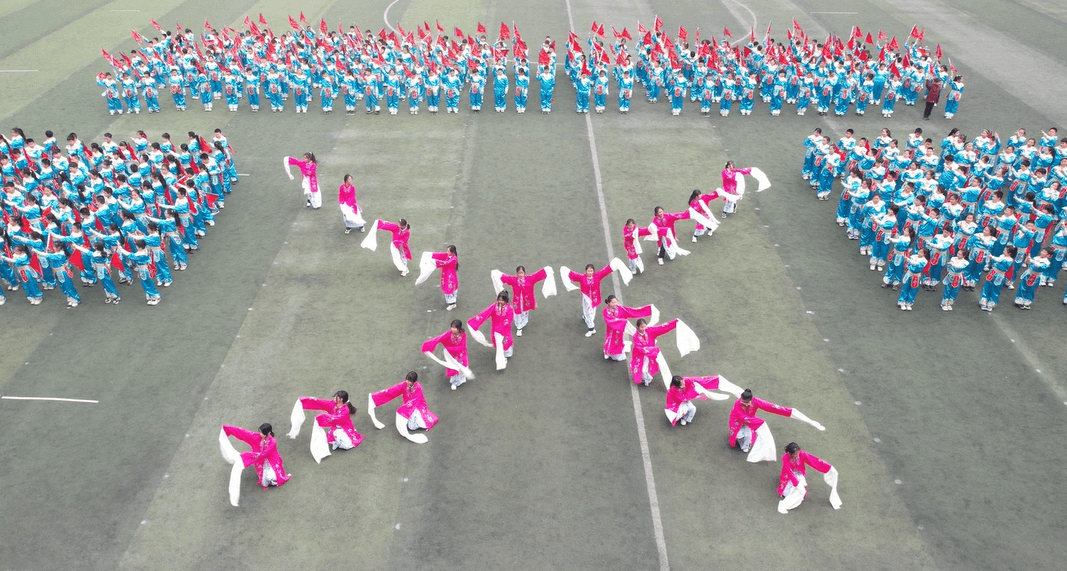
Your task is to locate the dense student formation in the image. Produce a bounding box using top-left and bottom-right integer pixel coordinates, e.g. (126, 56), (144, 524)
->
(803, 125), (1067, 311)
(96, 16), (959, 119)
(0, 128), (238, 307)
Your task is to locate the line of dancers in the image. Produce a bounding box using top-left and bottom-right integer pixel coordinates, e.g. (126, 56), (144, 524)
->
(228, 155), (837, 512)
(803, 124), (1067, 311)
(0, 127), (239, 307)
(97, 15), (957, 120)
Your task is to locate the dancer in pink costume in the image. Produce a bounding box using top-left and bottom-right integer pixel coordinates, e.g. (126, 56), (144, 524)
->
(283, 152), (321, 208)
(560, 259), (631, 337)
(422, 319), (473, 390)
(416, 245), (459, 310)
(664, 374), (743, 426)
(367, 371), (438, 444)
(777, 442), (842, 514)
(467, 291), (516, 370)
(219, 423), (291, 506)
(601, 295), (654, 361)
(361, 218), (412, 276)
(490, 265), (556, 336)
(337, 174), (365, 233)
(286, 390), (363, 464)
(728, 388), (825, 463)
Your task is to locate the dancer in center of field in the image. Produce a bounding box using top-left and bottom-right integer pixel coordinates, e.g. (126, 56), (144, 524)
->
(361, 218), (412, 276)
(338, 174), (365, 234)
(286, 390), (363, 464)
(601, 295), (653, 361)
(422, 319), (472, 390)
(491, 265), (555, 336)
(416, 245), (459, 310)
(283, 152), (321, 209)
(561, 259), (631, 337)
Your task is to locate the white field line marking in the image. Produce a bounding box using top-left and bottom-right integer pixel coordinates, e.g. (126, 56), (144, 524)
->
(563, 0), (668, 569)
(2, 395), (99, 403)
(383, 0), (400, 34)
(811, 11), (858, 14)
(723, 0), (759, 46)
(110, 9), (141, 12)
(0, 70), (39, 72)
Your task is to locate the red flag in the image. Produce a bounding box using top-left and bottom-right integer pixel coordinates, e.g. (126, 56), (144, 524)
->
(612, 26), (622, 40)
(597, 23), (605, 37)
(590, 20), (598, 34)
(454, 27), (464, 39)
(436, 20), (444, 33)
(150, 19), (163, 32)
(935, 44), (942, 59)
(320, 18), (328, 35)
(500, 22), (510, 40)
(865, 32), (874, 45)
(622, 27), (632, 41)
(949, 59), (956, 73)
(289, 16), (300, 31)
(637, 22), (647, 35)
(397, 22), (405, 37)
(766, 22), (772, 38)
(793, 18), (800, 30)
(477, 22), (486, 34)
(723, 27), (732, 39)
(538, 49), (550, 66)
(204, 19), (211, 30)
(910, 25), (919, 38)
(131, 29), (143, 43)
(654, 15), (663, 33)
(110, 252), (124, 270)
(69, 250), (85, 273)
(878, 30), (887, 41)
(917, 27), (925, 42)
(888, 36), (899, 51)
(678, 25), (687, 42)
(101, 48), (114, 65)
(750, 28), (755, 43)
(259, 13), (268, 26)
(299, 12), (307, 25)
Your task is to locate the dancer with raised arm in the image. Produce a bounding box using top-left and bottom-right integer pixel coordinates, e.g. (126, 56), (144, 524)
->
(422, 319), (474, 390)
(286, 390), (363, 464)
(665, 374), (743, 426)
(777, 442), (842, 514)
(219, 422), (291, 507)
(728, 389), (825, 463)
(361, 218), (412, 276)
(367, 371), (438, 444)
(467, 291), (516, 370)
(560, 259), (631, 336)
(283, 152), (321, 209)
(490, 265), (555, 336)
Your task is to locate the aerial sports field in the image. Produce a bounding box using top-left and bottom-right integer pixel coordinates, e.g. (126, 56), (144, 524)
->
(1, 0), (1065, 569)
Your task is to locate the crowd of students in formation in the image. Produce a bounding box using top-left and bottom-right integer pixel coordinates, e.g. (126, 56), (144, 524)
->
(0, 127), (239, 307)
(97, 15), (958, 120)
(220, 156), (841, 514)
(803, 124), (1067, 312)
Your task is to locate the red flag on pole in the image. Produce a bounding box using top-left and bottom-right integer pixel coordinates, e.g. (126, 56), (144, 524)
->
(935, 44), (942, 59)
(150, 19), (163, 32)
(436, 20), (444, 33)
(131, 29), (143, 43)
(204, 19), (211, 30)
(878, 30), (887, 41)
(910, 25), (919, 38)
(500, 22), (510, 40)
(299, 12), (307, 25)
(888, 36), (899, 51)
(678, 25), (687, 42)
(259, 13), (268, 26)
(750, 28), (755, 43)
(590, 20), (598, 34)
(320, 18), (328, 35)
(865, 32), (874, 45)
(723, 27), (732, 39)
(637, 22), (647, 35)
(597, 23), (605, 37)
(917, 27), (925, 42)
(477, 22), (486, 34)
(288, 16), (300, 31)
(766, 22), (772, 38)
(622, 28), (632, 41)
(654, 15), (663, 33)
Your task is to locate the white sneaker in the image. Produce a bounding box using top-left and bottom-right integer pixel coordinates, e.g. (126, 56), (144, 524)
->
(445, 303), (457, 311)
(680, 419), (688, 426)
(400, 270), (409, 277)
(585, 329), (596, 337)
(692, 236), (698, 243)
(451, 384), (457, 391)
(516, 329), (522, 337)
(658, 258), (664, 266)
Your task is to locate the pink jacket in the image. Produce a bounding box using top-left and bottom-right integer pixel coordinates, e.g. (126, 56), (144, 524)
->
(728, 397), (792, 447)
(431, 252), (458, 294)
(421, 329), (469, 376)
(371, 381), (439, 430)
(602, 303), (652, 356)
(298, 397), (363, 448)
(287, 157), (319, 193)
(721, 167), (751, 195)
(568, 264), (612, 306)
(338, 182), (357, 208)
(778, 450), (832, 495)
(629, 319), (677, 384)
(501, 268), (547, 313)
(623, 225), (652, 260)
(222, 425), (291, 489)
(468, 301), (515, 350)
(378, 220), (411, 260)
(665, 375), (727, 424)
(652, 211), (690, 239)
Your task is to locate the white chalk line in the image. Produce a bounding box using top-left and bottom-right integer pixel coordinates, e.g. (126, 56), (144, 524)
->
(2, 395), (99, 403)
(0, 70), (39, 73)
(811, 11), (859, 15)
(383, 0), (400, 34)
(563, 1), (669, 569)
